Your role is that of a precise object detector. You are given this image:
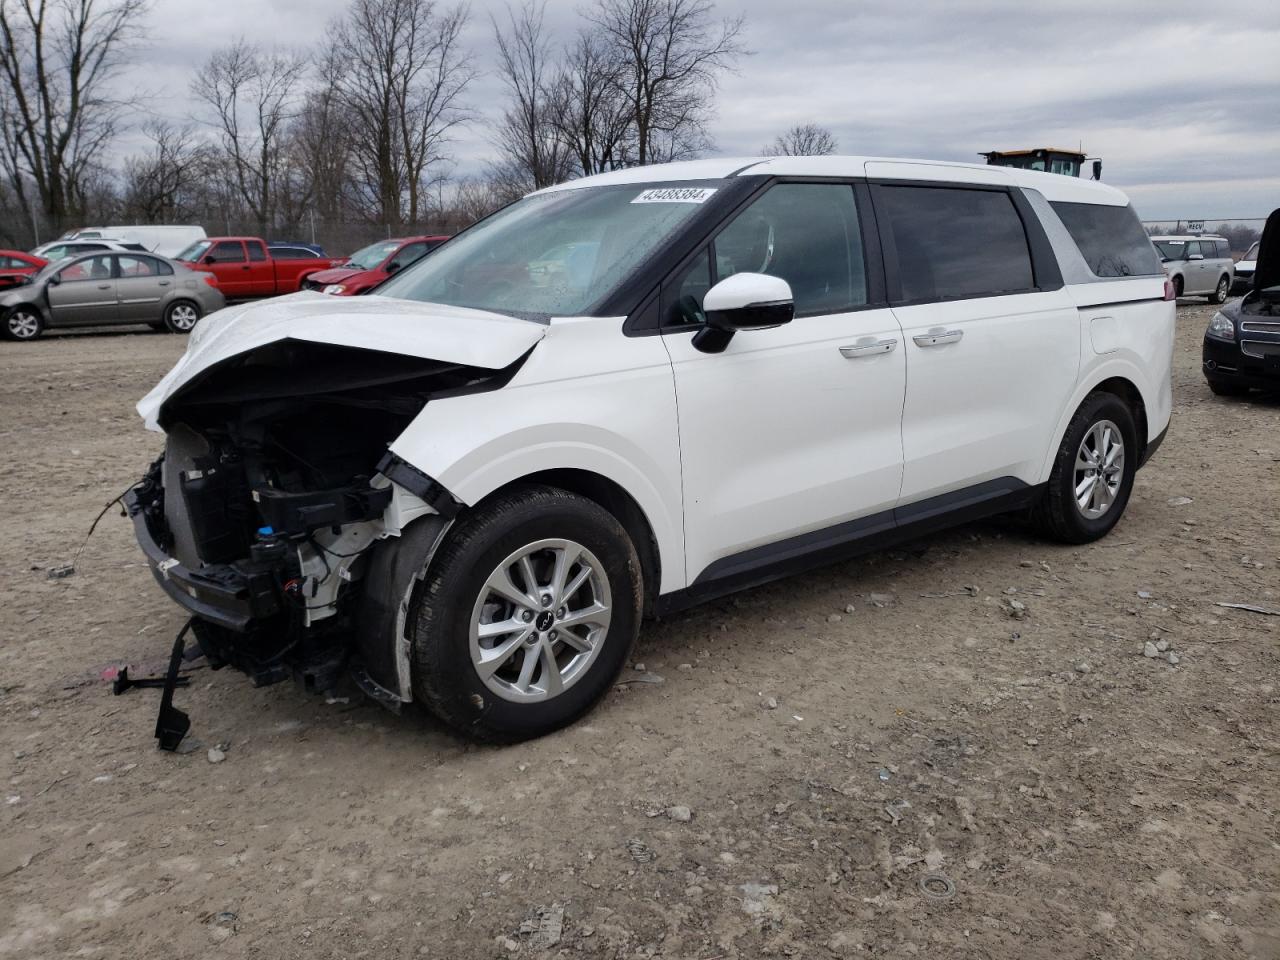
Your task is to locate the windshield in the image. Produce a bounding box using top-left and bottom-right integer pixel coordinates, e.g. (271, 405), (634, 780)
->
(175, 240), (211, 262)
(375, 182), (724, 317)
(1242, 242), (1260, 262)
(346, 240), (401, 270)
(1153, 240), (1188, 261)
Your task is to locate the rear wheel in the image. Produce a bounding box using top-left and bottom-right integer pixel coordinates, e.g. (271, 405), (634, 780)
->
(1209, 274), (1230, 304)
(409, 485), (642, 742)
(164, 300), (201, 333)
(1207, 378), (1248, 397)
(4, 307), (43, 341)
(1034, 393), (1137, 544)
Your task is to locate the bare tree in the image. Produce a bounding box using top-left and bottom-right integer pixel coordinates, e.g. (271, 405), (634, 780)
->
(490, 1), (574, 192)
(294, 50), (355, 225)
(0, 0), (148, 224)
(762, 122), (837, 157)
(327, 0), (474, 224)
(121, 119), (210, 222)
(546, 30), (633, 176)
(588, 0), (745, 166)
(193, 39), (308, 234)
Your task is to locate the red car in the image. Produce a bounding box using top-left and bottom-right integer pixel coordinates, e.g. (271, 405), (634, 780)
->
(174, 237), (344, 299)
(300, 236), (448, 296)
(0, 250), (48, 291)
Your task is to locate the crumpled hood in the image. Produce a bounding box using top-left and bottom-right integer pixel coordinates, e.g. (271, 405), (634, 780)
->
(137, 292), (546, 430)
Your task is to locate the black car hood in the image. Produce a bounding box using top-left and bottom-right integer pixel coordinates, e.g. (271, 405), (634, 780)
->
(1251, 207), (1280, 293)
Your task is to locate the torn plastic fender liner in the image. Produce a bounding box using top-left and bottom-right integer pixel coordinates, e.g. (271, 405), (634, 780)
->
(353, 513), (455, 704)
(376, 451), (463, 519)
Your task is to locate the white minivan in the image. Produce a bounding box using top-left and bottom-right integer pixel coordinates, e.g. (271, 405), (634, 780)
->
(127, 156), (1175, 744)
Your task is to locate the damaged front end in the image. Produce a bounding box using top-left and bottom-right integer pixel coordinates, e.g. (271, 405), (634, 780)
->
(127, 336), (519, 695)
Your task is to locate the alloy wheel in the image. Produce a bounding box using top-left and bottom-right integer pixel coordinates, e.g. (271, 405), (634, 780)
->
(7, 310), (39, 340)
(469, 538), (612, 703)
(1073, 419), (1124, 519)
(168, 303), (199, 331)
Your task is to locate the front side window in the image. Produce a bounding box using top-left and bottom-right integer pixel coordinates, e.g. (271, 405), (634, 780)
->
(1243, 242), (1260, 261)
(57, 256), (114, 283)
(212, 241), (246, 263)
(712, 183), (867, 316)
(880, 186), (1034, 301)
(375, 181), (725, 318)
(389, 242), (430, 269)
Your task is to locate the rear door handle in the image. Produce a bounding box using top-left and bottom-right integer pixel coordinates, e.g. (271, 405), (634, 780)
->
(839, 338), (897, 358)
(97, 283), (112, 290)
(913, 328), (963, 347)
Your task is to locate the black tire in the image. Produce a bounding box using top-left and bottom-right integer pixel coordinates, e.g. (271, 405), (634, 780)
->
(1171, 275), (1183, 300)
(1207, 377), (1248, 397)
(147, 321), (167, 332)
(1209, 274), (1230, 305)
(1034, 392), (1138, 544)
(164, 299), (201, 334)
(3, 306), (44, 341)
(409, 484), (642, 742)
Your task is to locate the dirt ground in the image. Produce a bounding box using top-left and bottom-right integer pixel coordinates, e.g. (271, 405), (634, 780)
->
(1, 302), (1277, 960)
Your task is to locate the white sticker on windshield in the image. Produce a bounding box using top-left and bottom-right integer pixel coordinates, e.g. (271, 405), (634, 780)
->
(631, 187), (717, 204)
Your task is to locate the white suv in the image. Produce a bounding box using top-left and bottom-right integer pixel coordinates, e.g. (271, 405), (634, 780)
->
(128, 156), (1174, 743)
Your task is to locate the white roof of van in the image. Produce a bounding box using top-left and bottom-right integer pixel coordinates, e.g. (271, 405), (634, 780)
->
(535, 155), (1132, 206)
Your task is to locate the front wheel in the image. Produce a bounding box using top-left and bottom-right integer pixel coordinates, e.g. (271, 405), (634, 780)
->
(164, 300), (201, 333)
(1034, 393), (1138, 544)
(409, 485), (642, 742)
(4, 307), (44, 341)
(1209, 275), (1230, 304)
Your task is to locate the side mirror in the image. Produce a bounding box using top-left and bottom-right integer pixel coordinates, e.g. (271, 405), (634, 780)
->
(1188, 253), (1204, 261)
(386, 261), (401, 274)
(203, 255), (217, 265)
(47, 273), (61, 286)
(692, 272), (794, 353)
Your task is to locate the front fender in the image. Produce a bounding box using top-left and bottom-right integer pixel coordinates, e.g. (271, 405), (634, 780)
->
(387, 325), (686, 592)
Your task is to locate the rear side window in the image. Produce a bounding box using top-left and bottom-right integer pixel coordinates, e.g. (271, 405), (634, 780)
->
(878, 186), (1034, 301)
(1051, 202), (1162, 278)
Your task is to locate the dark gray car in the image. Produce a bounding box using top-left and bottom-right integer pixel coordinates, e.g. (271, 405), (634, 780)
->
(0, 252), (226, 341)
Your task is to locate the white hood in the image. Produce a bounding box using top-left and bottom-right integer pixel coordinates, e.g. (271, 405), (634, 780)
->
(137, 292), (547, 430)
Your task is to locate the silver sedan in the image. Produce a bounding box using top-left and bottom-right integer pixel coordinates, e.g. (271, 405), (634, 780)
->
(0, 252), (226, 341)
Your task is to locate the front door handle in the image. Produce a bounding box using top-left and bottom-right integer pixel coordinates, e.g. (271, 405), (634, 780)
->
(839, 338), (898, 358)
(913, 328), (964, 347)
(97, 283), (112, 290)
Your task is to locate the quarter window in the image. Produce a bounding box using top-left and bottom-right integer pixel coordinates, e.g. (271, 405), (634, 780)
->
(247, 242), (268, 262)
(713, 183), (867, 315)
(879, 186), (1035, 301)
(1051, 202), (1163, 278)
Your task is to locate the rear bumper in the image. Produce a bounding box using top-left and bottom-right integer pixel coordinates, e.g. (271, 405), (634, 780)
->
(125, 487), (281, 632)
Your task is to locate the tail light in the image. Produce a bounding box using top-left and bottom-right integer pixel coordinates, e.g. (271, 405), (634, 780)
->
(1163, 277), (1176, 301)
(200, 272), (219, 288)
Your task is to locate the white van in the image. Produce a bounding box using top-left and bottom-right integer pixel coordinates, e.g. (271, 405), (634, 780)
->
(127, 155), (1175, 744)
(60, 226), (206, 258)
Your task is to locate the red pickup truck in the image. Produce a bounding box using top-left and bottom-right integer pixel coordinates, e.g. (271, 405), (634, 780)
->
(174, 237), (343, 299)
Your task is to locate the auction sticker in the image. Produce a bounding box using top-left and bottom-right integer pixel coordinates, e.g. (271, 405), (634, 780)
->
(631, 187), (718, 204)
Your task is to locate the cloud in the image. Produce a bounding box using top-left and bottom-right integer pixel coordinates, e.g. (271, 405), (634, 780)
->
(114, 0), (1280, 221)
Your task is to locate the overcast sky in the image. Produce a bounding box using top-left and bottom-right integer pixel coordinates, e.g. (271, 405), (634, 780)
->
(119, 0), (1279, 223)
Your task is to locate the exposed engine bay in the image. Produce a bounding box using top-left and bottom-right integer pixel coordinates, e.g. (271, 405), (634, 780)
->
(127, 339), (519, 690)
